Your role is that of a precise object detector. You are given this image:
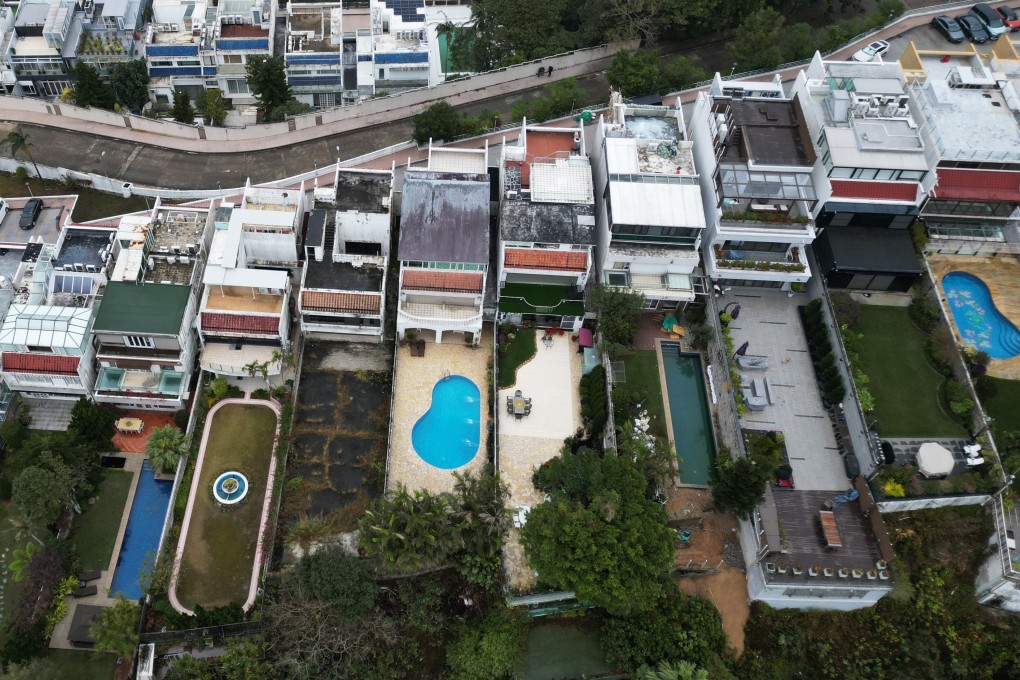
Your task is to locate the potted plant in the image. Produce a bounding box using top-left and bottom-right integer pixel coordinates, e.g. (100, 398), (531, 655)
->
(876, 559), (888, 571)
(852, 568), (864, 578)
(823, 567), (835, 577)
(809, 565), (820, 576)
(867, 569), (878, 580)
(838, 567), (849, 578)
(792, 565), (804, 575)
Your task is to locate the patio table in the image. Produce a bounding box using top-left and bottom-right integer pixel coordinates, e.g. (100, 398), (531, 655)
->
(115, 417), (144, 433)
(513, 397), (527, 415)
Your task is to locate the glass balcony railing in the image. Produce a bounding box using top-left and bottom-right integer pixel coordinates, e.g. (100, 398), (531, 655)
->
(95, 367), (186, 398)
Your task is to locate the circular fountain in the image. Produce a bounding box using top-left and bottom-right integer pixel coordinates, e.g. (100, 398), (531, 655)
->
(213, 471), (249, 505)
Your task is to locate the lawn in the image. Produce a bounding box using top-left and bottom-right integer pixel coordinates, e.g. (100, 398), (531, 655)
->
(174, 403), (278, 610)
(44, 649), (119, 679)
(855, 305), (965, 438)
(0, 174), (151, 222)
(70, 470), (133, 571)
(498, 283), (585, 316)
(615, 350), (668, 440)
(498, 327), (536, 388)
(982, 377), (1020, 437)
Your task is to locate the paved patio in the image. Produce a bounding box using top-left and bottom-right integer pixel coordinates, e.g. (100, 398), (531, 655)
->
(111, 410), (178, 453)
(498, 332), (583, 592)
(22, 397), (74, 431)
(386, 327), (492, 495)
(725, 291), (847, 491)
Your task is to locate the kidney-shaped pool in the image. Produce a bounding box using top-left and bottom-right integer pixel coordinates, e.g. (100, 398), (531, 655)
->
(942, 271), (1020, 360)
(412, 375), (481, 469)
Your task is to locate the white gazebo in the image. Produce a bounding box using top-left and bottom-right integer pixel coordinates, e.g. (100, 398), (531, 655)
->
(917, 442), (955, 478)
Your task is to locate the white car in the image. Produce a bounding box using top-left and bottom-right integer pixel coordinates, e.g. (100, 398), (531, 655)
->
(850, 40), (890, 63)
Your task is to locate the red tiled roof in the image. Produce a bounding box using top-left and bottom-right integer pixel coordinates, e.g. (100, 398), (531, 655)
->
(932, 169), (1020, 202)
(2, 352), (79, 375)
(301, 291), (381, 314)
(220, 24), (269, 38)
(830, 179), (918, 202)
(402, 270), (483, 293)
(201, 312), (280, 335)
(504, 248), (588, 272)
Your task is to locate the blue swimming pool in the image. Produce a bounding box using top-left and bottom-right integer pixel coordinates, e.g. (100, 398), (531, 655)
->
(942, 271), (1020, 359)
(412, 375), (481, 469)
(661, 343), (716, 486)
(110, 460), (173, 600)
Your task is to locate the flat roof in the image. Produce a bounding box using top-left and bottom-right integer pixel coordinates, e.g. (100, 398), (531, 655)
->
(608, 177), (706, 229)
(55, 229), (112, 270)
(429, 147), (487, 175)
(92, 281), (190, 335)
(529, 158), (594, 205)
(306, 209), (326, 249)
(398, 171), (489, 264)
(500, 200), (595, 245)
(335, 169), (392, 213)
(604, 136), (696, 176)
(304, 258), (383, 292)
(721, 98), (815, 167)
(815, 226), (922, 275)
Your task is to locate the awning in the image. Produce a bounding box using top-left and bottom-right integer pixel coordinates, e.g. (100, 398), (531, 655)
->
(933, 168), (1020, 202)
(917, 442), (955, 478)
(830, 179), (918, 203)
(578, 328), (593, 348)
(814, 227), (922, 276)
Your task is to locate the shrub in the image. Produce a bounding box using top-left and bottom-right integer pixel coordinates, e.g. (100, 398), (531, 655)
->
(687, 324), (713, 351)
(830, 292), (861, 328)
(975, 375), (998, 401)
(945, 380), (974, 417)
(14, 166), (28, 181)
(173, 409), (189, 430)
(805, 299), (823, 315)
(909, 293), (941, 333)
(883, 480), (906, 497)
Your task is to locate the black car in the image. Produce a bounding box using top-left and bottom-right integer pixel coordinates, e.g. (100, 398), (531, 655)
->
(932, 14), (966, 43)
(957, 13), (991, 42)
(973, 3), (1008, 38)
(18, 198), (42, 230)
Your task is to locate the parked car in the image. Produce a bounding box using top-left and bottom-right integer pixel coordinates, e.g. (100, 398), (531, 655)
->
(18, 198), (41, 230)
(996, 5), (1020, 31)
(957, 13), (991, 42)
(932, 14), (966, 43)
(850, 40), (890, 62)
(973, 3), (1008, 38)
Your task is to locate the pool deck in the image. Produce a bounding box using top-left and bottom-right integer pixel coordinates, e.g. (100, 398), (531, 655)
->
(49, 455), (144, 651)
(387, 326), (493, 496)
(498, 332), (583, 593)
(927, 254), (1020, 380)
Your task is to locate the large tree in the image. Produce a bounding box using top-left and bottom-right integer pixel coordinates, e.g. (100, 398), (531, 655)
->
(521, 452), (674, 612)
(89, 597), (139, 658)
(446, 608), (529, 680)
(412, 101), (462, 145)
(1, 657), (63, 680)
(68, 397), (116, 450)
(246, 55), (292, 120)
(110, 60), (150, 112)
(13, 466), (69, 525)
(727, 7), (786, 71)
(607, 49), (662, 98)
(2, 128), (41, 178)
(172, 90), (195, 124)
(462, 0), (574, 69)
(591, 285), (645, 357)
(293, 548), (377, 623)
(71, 61), (115, 110)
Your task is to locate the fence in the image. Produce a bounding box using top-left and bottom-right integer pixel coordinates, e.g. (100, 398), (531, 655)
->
(139, 620), (262, 646)
(705, 291), (747, 460)
(876, 493), (991, 512)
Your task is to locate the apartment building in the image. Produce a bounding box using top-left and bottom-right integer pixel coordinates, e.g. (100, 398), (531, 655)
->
(976, 491), (1020, 612)
(228, 181), (305, 269)
(299, 167), (393, 340)
(0, 231), (110, 399)
(591, 96), (706, 309)
(91, 204), (212, 410)
(688, 75), (819, 292)
(793, 53), (935, 292)
(496, 120), (594, 331)
(900, 42), (1020, 250)
(396, 145), (489, 344)
(370, 0), (429, 92)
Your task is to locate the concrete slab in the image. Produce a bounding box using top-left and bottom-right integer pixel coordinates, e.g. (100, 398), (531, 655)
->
(22, 397), (74, 431)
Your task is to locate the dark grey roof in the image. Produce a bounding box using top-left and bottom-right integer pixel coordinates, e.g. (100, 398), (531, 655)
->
(55, 230), (110, 270)
(398, 172), (490, 264)
(499, 200), (596, 245)
(304, 257), (384, 292)
(720, 97), (815, 167)
(336, 170), (392, 214)
(306, 209), (327, 249)
(815, 227), (921, 275)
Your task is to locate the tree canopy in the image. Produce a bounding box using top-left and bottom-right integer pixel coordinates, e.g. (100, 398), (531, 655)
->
(727, 7), (786, 71)
(146, 425), (187, 473)
(110, 60), (150, 112)
(592, 285), (645, 356)
(446, 608), (529, 680)
(172, 90), (195, 124)
(293, 548), (377, 623)
(68, 397), (116, 450)
(413, 102), (462, 145)
(89, 597), (139, 658)
(13, 465), (69, 525)
(71, 62), (115, 110)
(246, 56), (292, 120)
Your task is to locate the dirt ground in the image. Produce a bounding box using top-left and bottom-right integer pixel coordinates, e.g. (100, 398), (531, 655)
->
(667, 486), (750, 656)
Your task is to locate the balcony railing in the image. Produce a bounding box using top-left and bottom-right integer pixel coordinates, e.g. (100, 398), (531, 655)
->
(95, 367), (186, 398)
(719, 209), (813, 232)
(712, 245), (807, 273)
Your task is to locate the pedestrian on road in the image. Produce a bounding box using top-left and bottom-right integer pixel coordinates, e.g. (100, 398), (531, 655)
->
(547, 65), (554, 77)
(537, 66), (546, 77)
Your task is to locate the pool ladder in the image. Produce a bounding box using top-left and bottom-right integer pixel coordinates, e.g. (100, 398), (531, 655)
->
(442, 369), (451, 381)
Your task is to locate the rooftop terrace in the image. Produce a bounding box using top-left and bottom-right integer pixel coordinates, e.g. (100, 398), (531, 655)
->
(54, 229), (114, 271)
(305, 258), (384, 292)
(718, 97), (816, 167)
(335, 169), (392, 213)
(205, 285), (285, 314)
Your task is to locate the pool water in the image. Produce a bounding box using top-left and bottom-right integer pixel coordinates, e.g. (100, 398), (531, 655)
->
(110, 460), (173, 600)
(942, 271), (1020, 359)
(661, 344), (716, 485)
(412, 375), (480, 469)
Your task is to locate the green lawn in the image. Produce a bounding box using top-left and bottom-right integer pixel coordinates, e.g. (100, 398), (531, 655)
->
(0, 174), (151, 222)
(498, 283), (585, 316)
(615, 350), (668, 440)
(982, 377), (1020, 437)
(44, 649), (118, 679)
(855, 305), (965, 438)
(175, 403), (278, 610)
(70, 470), (133, 571)
(498, 328), (536, 388)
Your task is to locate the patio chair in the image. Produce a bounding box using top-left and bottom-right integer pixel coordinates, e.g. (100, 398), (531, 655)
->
(515, 389), (522, 397)
(963, 443), (982, 456)
(524, 398), (532, 405)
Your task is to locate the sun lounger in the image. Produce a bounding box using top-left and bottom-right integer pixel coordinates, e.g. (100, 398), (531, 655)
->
(737, 354), (769, 371)
(741, 377), (774, 411)
(78, 570), (101, 583)
(73, 585), (98, 598)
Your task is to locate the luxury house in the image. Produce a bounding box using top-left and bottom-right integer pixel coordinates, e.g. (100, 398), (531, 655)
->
(496, 119), (594, 332)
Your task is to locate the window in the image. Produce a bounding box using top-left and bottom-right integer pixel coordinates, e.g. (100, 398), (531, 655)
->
(26, 345), (51, 353)
(123, 336), (155, 348)
(226, 79), (250, 94)
(605, 271), (629, 286)
(222, 54), (244, 64)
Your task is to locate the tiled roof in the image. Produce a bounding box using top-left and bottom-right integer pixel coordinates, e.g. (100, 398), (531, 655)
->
(2, 352), (79, 375)
(201, 312), (280, 335)
(504, 247), (588, 272)
(402, 270), (483, 293)
(932, 169), (1020, 202)
(301, 291), (381, 314)
(830, 179), (918, 203)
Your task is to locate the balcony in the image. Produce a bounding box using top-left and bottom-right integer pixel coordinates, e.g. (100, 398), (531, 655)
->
(718, 202), (815, 237)
(710, 244), (810, 280)
(97, 344), (182, 361)
(95, 367), (186, 398)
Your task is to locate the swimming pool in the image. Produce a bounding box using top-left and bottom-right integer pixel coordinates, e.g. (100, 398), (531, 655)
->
(412, 375), (481, 469)
(110, 460), (173, 600)
(660, 344), (716, 486)
(942, 271), (1020, 359)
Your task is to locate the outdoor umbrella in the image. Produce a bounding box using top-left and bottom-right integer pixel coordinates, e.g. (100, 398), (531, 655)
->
(735, 341), (750, 356)
(730, 304), (741, 320)
(917, 442), (954, 478)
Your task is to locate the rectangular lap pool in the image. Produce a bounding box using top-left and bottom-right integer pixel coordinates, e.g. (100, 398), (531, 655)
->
(110, 460), (173, 600)
(661, 342), (716, 486)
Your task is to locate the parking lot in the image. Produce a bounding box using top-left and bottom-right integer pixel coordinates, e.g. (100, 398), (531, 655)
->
(0, 196), (75, 247)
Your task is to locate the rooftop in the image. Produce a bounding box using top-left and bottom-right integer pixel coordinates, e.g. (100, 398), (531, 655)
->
(429, 147), (488, 175)
(92, 281), (191, 335)
(205, 285), (285, 314)
(718, 97), (816, 167)
(606, 174), (706, 229)
(335, 169), (393, 213)
(54, 228), (114, 271)
(0, 304), (92, 351)
(500, 200), (596, 244)
(287, 5), (342, 53)
(604, 135), (696, 176)
(398, 171), (490, 264)
(221, 23), (268, 38)
(305, 257), (384, 291)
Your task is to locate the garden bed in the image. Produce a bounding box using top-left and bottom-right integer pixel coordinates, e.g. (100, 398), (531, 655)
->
(497, 327), (537, 389)
(170, 401), (279, 612)
(614, 350), (668, 441)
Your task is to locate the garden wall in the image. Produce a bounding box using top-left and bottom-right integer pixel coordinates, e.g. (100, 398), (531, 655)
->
(876, 494), (991, 513)
(705, 290), (747, 459)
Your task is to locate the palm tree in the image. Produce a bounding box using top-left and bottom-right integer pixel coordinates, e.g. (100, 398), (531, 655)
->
(286, 513), (334, 556)
(435, 13), (460, 75)
(146, 425), (187, 473)
(9, 541), (39, 582)
(634, 661), (708, 680)
(2, 128), (41, 178)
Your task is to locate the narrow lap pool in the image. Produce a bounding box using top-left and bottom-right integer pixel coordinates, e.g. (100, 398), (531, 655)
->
(111, 460), (173, 600)
(661, 343), (716, 486)
(942, 271), (1020, 359)
(412, 375), (481, 469)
